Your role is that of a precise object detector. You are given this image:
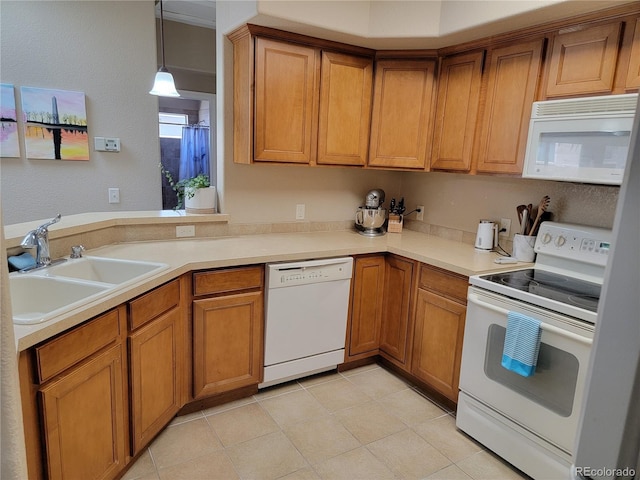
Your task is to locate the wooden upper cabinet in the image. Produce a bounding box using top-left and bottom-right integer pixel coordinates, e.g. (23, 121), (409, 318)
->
(317, 52), (373, 166)
(476, 39), (544, 174)
(545, 22), (621, 97)
(626, 18), (640, 89)
(254, 37), (320, 164)
(368, 59), (436, 169)
(431, 51), (484, 172)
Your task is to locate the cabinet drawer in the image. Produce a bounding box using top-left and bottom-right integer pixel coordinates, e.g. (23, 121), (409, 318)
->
(36, 307), (123, 383)
(418, 265), (468, 304)
(193, 266), (263, 297)
(129, 279), (180, 330)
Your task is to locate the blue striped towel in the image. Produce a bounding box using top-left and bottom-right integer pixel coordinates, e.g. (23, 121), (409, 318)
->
(501, 311), (542, 377)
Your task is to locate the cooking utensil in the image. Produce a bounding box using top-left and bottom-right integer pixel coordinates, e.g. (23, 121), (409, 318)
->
(520, 208), (528, 235)
(530, 195), (551, 236)
(517, 205), (526, 227)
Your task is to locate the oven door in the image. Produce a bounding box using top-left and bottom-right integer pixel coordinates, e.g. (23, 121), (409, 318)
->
(459, 286), (594, 453)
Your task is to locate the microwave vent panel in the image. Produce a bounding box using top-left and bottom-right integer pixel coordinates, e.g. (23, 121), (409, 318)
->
(532, 93), (638, 118)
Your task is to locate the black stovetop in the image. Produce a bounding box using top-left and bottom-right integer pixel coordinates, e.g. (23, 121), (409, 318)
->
(479, 268), (601, 313)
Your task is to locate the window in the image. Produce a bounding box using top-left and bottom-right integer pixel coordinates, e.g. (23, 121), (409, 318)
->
(158, 113), (187, 138)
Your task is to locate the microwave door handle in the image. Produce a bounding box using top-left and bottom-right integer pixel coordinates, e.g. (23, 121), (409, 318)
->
(467, 293), (593, 346)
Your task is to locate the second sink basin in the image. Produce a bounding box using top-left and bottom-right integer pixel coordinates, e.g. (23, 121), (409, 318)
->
(41, 256), (169, 285)
(11, 275), (110, 324)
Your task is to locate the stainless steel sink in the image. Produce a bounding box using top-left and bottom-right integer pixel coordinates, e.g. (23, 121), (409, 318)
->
(10, 275), (110, 325)
(10, 256), (169, 325)
(40, 256), (168, 285)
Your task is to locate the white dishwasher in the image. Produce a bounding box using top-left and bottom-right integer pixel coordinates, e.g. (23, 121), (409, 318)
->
(261, 257), (353, 388)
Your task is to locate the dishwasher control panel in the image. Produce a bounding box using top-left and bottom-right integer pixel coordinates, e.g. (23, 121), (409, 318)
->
(267, 257), (353, 288)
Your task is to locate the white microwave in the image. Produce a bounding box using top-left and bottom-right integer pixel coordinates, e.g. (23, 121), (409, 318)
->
(522, 93), (638, 185)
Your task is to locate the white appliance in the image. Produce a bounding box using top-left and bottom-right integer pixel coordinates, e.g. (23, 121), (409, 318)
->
(261, 257), (353, 388)
(457, 222), (612, 479)
(523, 93), (638, 185)
(474, 220), (498, 251)
(572, 95), (640, 479)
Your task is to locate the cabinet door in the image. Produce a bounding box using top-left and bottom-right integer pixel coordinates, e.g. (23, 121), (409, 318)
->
(193, 291), (263, 398)
(368, 59), (436, 169)
(431, 51), (484, 171)
(411, 289), (466, 402)
(476, 39), (543, 174)
(129, 308), (184, 455)
(317, 51), (373, 166)
(254, 37), (319, 164)
(546, 22), (621, 97)
(40, 344), (127, 480)
(379, 256), (415, 367)
(626, 18), (640, 89)
(347, 256), (385, 358)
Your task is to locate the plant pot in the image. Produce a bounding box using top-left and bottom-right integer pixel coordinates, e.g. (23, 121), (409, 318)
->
(185, 186), (216, 214)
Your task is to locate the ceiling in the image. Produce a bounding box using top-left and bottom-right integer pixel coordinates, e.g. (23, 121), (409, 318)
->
(156, 1), (216, 29)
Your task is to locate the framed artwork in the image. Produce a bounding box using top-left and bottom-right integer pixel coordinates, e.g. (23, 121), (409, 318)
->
(0, 83), (20, 158)
(21, 86), (89, 160)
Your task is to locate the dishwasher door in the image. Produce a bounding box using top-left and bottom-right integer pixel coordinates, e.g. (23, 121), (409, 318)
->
(262, 257), (353, 388)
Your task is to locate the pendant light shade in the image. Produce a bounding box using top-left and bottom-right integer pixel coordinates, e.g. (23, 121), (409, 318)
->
(150, 0), (180, 97)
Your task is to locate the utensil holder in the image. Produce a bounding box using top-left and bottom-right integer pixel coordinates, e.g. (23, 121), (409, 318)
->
(388, 214), (403, 233)
(513, 234), (536, 262)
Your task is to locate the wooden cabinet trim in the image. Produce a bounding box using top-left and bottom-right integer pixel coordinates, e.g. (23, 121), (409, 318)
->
(193, 265), (264, 297)
(129, 278), (181, 330)
(35, 307), (123, 384)
(626, 18), (640, 89)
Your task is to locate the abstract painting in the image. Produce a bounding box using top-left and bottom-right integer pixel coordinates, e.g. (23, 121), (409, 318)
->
(21, 86), (89, 160)
(0, 83), (20, 158)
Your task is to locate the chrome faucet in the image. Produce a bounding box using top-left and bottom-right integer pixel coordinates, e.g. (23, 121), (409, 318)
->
(21, 214), (62, 267)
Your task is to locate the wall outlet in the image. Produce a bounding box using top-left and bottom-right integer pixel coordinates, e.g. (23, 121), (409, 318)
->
(416, 205), (425, 221)
(176, 225), (195, 237)
(295, 204), (305, 220)
(108, 188), (120, 204)
(499, 218), (511, 237)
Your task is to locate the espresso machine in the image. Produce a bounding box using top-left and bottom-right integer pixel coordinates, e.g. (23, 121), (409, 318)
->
(355, 189), (387, 236)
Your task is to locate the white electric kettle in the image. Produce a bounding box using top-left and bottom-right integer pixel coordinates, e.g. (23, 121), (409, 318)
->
(475, 220), (498, 251)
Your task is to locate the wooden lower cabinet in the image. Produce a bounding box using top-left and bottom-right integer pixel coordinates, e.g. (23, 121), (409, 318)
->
(410, 266), (468, 402)
(346, 255), (385, 359)
(128, 278), (187, 455)
(128, 309), (184, 454)
(36, 308), (128, 480)
(192, 266), (264, 399)
(379, 256), (416, 367)
(193, 292), (263, 398)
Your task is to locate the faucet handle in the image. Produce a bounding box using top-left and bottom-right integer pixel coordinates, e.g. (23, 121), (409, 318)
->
(38, 213), (62, 233)
(70, 245), (85, 259)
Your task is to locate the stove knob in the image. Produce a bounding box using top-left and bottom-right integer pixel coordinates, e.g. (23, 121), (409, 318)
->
(541, 233), (552, 244)
(555, 235), (567, 247)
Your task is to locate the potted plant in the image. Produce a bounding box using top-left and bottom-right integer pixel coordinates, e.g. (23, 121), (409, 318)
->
(159, 164), (216, 213)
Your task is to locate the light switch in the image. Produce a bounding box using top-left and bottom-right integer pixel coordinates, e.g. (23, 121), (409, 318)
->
(94, 137), (120, 152)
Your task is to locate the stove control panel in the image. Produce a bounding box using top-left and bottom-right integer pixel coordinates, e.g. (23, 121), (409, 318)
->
(535, 222), (612, 266)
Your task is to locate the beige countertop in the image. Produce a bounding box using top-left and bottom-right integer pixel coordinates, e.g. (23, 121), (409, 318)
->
(12, 229), (529, 352)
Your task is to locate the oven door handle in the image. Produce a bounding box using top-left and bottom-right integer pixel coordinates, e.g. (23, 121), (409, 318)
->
(468, 293), (593, 346)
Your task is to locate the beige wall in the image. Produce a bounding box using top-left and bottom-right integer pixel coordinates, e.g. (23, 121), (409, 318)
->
(0, 1), (161, 225)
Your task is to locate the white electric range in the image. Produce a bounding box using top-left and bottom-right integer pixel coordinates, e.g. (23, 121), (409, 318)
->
(457, 222), (612, 480)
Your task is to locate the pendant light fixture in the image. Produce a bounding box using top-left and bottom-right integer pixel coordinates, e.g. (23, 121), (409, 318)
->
(150, 0), (180, 97)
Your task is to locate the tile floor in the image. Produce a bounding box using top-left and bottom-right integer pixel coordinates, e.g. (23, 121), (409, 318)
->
(123, 364), (530, 480)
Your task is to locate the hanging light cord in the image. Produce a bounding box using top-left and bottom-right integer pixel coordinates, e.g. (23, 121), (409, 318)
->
(159, 0), (167, 69)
